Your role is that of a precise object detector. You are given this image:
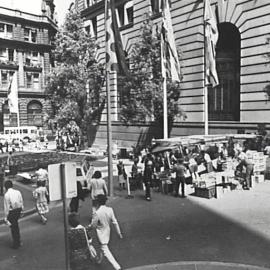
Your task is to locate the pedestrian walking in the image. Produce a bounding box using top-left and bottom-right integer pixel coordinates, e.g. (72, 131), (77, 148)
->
(171, 158), (187, 198)
(69, 181), (85, 213)
(0, 160), (5, 195)
(143, 160), (153, 201)
(6, 151), (14, 174)
(89, 194), (123, 270)
(89, 171), (108, 215)
(0, 141), (3, 153)
(4, 180), (24, 249)
(117, 160), (127, 190)
(33, 180), (49, 224)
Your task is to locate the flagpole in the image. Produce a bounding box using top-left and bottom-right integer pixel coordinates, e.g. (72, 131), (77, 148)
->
(204, 0), (209, 136)
(163, 76), (168, 139)
(105, 0), (114, 197)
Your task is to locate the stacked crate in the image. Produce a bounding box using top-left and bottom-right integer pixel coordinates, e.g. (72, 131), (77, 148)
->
(247, 151), (266, 184)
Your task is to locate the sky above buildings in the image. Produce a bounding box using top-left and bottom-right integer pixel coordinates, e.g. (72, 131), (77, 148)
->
(0, 0), (72, 26)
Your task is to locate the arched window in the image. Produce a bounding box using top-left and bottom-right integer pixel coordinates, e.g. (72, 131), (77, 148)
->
(27, 101), (43, 126)
(209, 23), (240, 121)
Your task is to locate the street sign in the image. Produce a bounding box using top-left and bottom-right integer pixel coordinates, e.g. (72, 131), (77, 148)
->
(48, 162), (77, 201)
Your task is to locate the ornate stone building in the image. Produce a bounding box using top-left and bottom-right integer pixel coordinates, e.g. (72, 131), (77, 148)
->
(77, 0), (270, 147)
(0, 0), (57, 129)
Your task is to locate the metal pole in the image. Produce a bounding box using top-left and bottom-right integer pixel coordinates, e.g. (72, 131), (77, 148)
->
(203, 0), (209, 136)
(60, 164), (70, 270)
(163, 76), (168, 139)
(105, 0), (114, 197)
(106, 71), (114, 197)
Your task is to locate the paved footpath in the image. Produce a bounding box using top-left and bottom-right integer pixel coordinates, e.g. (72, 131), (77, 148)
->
(1, 155), (270, 270)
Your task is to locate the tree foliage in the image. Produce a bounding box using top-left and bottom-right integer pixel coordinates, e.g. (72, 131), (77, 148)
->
(45, 9), (105, 136)
(119, 15), (185, 135)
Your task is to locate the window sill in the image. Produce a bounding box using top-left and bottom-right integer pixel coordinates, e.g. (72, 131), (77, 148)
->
(119, 22), (134, 31)
(0, 62), (18, 70)
(24, 66), (42, 72)
(150, 12), (162, 20)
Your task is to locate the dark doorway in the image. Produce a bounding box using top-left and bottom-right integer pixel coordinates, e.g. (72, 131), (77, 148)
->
(209, 22), (241, 121)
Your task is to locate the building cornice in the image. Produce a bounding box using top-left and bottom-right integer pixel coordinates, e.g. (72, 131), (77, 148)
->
(0, 6), (58, 32)
(81, 0), (128, 19)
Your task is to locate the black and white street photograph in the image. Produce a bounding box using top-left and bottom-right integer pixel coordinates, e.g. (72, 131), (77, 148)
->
(1, 0), (270, 269)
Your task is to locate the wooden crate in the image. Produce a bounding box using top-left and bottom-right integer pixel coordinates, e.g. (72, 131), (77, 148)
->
(195, 185), (216, 199)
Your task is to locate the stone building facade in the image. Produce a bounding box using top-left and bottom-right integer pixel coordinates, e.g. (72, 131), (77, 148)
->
(78, 0), (270, 147)
(0, 0), (57, 129)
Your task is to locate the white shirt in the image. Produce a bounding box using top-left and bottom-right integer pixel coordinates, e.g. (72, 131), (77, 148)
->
(4, 188), (24, 217)
(89, 178), (108, 200)
(91, 205), (121, 245)
(204, 153), (212, 163)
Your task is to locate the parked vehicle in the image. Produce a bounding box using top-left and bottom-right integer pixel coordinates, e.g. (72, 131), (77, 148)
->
(0, 126), (42, 143)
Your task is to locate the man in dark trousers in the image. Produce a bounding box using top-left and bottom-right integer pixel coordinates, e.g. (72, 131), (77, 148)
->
(143, 160), (153, 201)
(69, 181), (84, 213)
(172, 158), (187, 198)
(4, 180), (24, 249)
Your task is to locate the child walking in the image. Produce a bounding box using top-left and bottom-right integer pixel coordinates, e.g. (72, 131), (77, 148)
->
(33, 180), (49, 224)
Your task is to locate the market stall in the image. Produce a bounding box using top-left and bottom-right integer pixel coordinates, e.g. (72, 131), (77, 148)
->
(150, 133), (268, 199)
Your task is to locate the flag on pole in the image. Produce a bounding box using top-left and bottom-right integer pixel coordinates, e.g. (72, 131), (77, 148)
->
(161, 0), (181, 82)
(105, 0), (129, 76)
(204, 0), (219, 87)
(7, 72), (19, 114)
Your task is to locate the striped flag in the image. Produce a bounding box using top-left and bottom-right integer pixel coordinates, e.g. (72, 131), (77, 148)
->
(204, 0), (219, 87)
(105, 0), (129, 76)
(7, 72), (19, 114)
(161, 0), (181, 82)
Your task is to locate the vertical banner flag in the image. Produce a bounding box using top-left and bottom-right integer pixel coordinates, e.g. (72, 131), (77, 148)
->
(204, 0), (219, 87)
(7, 72), (19, 114)
(161, 0), (181, 82)
(105, 0), (129, 76)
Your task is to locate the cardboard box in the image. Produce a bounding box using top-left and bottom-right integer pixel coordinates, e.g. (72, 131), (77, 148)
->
(252, 174), (264, 183)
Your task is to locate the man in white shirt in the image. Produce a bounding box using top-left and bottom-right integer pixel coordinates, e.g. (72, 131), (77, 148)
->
(89, 194), (123, 270)
(4, 180), (24, 249)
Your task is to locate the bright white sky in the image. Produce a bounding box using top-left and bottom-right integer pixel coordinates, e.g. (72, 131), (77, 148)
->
(0, 0), (72, 26)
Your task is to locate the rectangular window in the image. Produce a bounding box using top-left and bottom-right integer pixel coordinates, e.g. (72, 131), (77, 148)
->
(33, 73), (39, 89)
(6, 24), (13, 38)
(117, 4), (125, 26)
(31, 30), (37, 43)
(1, 71), (8, 86)
(32, 52), (39, 65)
(151, 0), (161, 14)
(24, 28), (30, 41)
(0, 23), (4, 32)
(92, 17), (97, 37)
(126, 6), (134, 24)
(25, 52), (31, 66)
(0, 23), (13, 38)
(8, 49), (14, 62)
(84, 18), (97, 38)
(1, 70), (13, 87)
(26, 73), (32, 88)
(0, 48), (7, 61)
